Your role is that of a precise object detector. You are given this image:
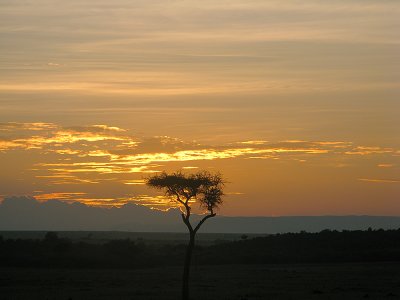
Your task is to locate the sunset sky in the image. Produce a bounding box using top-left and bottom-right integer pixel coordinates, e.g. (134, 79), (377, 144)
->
(0, 0), (399, 216)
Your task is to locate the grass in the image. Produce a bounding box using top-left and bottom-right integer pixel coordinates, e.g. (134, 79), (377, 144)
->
(1, 262), (399, 299)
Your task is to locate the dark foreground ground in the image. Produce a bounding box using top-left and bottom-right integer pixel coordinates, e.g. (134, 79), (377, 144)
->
(1, 262), (400, 300)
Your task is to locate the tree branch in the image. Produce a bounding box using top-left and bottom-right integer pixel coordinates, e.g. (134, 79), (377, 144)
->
(193, 212), (216, 234)
(172, 191), (185, 206)
(176, 197), (185, 206)
(179, 199), (194, 233)
(181, 212), (193, 233)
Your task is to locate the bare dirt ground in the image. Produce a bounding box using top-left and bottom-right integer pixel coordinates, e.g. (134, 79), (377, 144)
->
(1, 262), (399, 300)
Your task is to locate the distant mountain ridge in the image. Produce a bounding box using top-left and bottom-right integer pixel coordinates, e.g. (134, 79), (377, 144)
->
(1, 196), (399, 233)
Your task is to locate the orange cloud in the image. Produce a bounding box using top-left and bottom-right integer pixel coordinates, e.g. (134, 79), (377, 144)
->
(377, 164), (394, 168)
(0, 122), (57, 132)
(345, 146), (395, 155)
(358, 178), (400, 184)
(2, 122), (399, 209)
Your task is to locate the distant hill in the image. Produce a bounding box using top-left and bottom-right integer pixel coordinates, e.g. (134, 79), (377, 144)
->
(1, 196), (399, 233)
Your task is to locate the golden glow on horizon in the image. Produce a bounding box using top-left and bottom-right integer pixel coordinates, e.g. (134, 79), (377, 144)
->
(0, 122), (398, 212)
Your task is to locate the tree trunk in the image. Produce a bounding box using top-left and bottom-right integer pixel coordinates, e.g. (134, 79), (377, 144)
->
(182, 232), (195, 300)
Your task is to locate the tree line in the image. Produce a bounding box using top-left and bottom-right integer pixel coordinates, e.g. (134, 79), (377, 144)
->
(1, 228), (399, 268)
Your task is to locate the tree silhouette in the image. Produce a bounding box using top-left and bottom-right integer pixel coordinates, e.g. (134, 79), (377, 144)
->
(146, 170), (225, 300)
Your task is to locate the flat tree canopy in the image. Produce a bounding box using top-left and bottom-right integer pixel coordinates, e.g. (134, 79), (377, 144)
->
(146, 171), (224, 220)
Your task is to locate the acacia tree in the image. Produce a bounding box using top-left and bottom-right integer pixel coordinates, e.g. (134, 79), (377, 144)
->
(146, 171), (225, 300)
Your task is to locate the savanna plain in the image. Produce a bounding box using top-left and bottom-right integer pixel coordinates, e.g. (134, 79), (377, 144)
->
(2, 262), (400, 300)
(1, 230), (400, 300)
